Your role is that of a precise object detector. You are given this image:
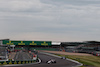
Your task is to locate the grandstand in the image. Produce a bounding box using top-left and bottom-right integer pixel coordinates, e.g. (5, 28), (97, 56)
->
(77, 41), (100, 53)
(0, 39), (61, 51)
(83, 41), (100, 48)
(1, 39), (100, 54)
(60, 41), (100, 54)
(61, 42), (85, 52)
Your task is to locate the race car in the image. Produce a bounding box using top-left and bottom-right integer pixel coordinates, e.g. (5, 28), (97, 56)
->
(61, 57), (66, 59)
(46, 59), (56, 64)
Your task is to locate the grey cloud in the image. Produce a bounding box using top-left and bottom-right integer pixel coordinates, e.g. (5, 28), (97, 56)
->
(0, 0), (54, 12)
(0, 0), (100, 41)
(41, 0), (100, 6)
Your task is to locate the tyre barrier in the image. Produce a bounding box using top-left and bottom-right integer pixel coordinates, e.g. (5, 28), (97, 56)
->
(0, 60), (37, 65)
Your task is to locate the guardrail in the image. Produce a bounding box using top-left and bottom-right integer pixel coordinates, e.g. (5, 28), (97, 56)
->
(0, 60), (37, 65)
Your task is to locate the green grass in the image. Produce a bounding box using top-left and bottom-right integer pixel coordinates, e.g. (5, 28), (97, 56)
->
(55, 54), (100, 67)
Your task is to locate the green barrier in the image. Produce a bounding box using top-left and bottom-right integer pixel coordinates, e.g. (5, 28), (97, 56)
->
(2, 40), (51, 46)
(0, 60), (37, 65)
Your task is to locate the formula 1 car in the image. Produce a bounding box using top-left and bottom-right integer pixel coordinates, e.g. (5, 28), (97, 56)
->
(46, 59), (56, 64)
(61, 57), (66, 59)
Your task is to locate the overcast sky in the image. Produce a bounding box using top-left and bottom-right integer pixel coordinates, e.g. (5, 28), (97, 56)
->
(0, 0), (100, 42)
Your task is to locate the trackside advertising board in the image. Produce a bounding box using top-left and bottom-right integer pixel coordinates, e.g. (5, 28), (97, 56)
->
(2, 40), (51, 46)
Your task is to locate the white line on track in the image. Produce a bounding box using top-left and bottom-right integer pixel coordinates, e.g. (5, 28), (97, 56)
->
(15, 52), (19, 60)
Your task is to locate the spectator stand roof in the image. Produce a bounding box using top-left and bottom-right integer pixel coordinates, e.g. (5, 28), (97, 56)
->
(61, 42), (86, 47)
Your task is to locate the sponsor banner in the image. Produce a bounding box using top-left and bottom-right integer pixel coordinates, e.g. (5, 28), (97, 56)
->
(2, 40), (51, 46)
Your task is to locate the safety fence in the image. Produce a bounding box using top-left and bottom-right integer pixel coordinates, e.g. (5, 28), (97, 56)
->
(0, 60), (37, 65)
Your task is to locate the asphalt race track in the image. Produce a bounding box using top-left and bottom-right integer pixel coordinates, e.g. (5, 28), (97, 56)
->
(14, 51), (32, 61)
(2, 52), (79, 67)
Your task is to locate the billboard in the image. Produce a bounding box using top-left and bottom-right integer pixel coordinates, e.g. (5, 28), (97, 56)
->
(2, 40), (51, 46)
